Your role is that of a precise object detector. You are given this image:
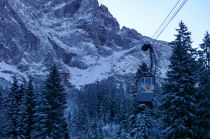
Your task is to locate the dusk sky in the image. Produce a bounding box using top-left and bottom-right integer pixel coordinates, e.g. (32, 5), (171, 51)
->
(98, 0), (210, 48)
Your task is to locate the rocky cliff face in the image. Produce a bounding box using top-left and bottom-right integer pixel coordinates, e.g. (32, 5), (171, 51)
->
(0, 0), (171, 88)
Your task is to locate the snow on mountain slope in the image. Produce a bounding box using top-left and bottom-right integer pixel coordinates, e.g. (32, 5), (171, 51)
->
(0, 61), (27, 81)
(0, 0), (172, 88)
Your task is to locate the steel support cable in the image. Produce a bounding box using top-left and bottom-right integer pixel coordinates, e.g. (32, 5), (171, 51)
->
(144, 0), (187, 76)
(153, 0), (188, 39)
(152, 0), (182, 38)
(154, 0), (188, 39)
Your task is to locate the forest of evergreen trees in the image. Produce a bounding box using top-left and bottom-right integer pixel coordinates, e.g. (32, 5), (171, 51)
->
(0, 65), (69, 138)
(0, 21), (209, 139)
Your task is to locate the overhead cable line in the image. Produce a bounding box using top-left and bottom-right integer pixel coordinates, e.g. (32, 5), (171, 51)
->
(154, 0), (188, 39)
(152, 0), (182, 38)
(152, 0), (188, 39)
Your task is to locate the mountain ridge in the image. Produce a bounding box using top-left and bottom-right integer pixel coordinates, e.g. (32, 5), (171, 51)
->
(0, 0), (172, 88)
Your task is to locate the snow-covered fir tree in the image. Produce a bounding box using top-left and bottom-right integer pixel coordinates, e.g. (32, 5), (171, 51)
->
(133, 104), (153, 139)
(129, 96), (153, 139)
(17, 83), (26, 138)
(88, 119), (104, 139)
(195, 31), (210, 138)
(6, 76), (20, 138)
(200, 31), (210, 67)
(73, 102), (89, 138)
(34, 92), (51, 138)
(35, 65), (69, 138)
(21, 77), (37, 139)
(0, 90), (2, 107)
(0, 90), (3, 136)
(160, 21), (198, 138)
(0, 89), (5, 136)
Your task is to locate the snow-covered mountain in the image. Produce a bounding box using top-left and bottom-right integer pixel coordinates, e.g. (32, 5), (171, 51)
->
(0, 0), (171, 88)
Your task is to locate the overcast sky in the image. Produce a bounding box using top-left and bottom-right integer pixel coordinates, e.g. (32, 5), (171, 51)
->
(98, 0), (210, 48)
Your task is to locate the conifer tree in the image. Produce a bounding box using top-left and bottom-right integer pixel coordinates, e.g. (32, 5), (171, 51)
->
(129, 92), (141, 137)
(160, 21), (198, 138)
(133, 104), (153, 139)
(17, 83), (26, 138)
(6, 76), (20, 139)
(196, 32), (210, 138)
(22, 77), (36, 139)
(88, 119), (104, 139)
(34, 92), (51, 139)
(200, 31), (210, 67)
(0, 90), (2, 107)
(37, 64), (69, 138)
(73, 103), (89, 138)
(0, 89), (6, 137)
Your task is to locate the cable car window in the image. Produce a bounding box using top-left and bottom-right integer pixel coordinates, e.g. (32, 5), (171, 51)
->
(145, 77), (151, 84)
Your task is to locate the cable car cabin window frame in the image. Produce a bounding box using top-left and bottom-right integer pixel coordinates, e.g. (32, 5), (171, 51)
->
(137, 76), (155, 94)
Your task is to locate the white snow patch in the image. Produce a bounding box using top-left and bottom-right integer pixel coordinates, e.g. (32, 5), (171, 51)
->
(51, 36), (81, 54)
(0, 61), (26, 81)
(68, 57), (112, 88)
(68, 47), (142, 88)
(53, 2), (69, 10)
